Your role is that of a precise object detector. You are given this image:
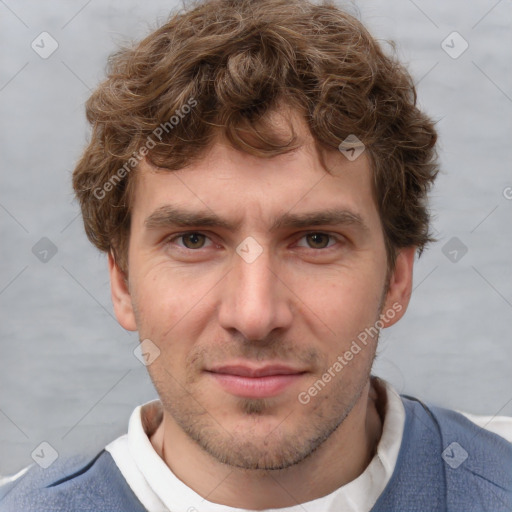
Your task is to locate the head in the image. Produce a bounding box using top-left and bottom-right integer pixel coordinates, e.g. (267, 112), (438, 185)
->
(72, 0), (438, 470)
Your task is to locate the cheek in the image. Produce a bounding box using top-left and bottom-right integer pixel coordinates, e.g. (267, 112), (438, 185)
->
(132, 264), (217, 340)
(299, 268), (383, 340)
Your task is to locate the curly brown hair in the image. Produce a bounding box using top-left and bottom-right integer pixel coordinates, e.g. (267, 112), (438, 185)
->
(72, 0), (439, 277)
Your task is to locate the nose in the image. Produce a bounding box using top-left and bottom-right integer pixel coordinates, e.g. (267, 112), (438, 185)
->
(217, 243), (293, 341)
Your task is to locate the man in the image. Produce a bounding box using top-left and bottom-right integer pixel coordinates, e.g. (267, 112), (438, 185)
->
(2, 0), (511, 510)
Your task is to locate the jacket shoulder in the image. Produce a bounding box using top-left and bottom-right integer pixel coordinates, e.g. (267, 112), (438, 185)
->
(372, 396), (512, 511)
(0, 449), (146, 512)
(406, 396), (512, 510)
(428, 400), (512, 508)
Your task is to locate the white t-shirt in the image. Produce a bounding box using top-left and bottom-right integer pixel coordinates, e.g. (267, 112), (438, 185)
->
(104, 380), (512, 512)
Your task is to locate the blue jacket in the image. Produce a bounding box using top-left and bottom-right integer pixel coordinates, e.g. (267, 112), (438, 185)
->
(1, 396), (511, 511)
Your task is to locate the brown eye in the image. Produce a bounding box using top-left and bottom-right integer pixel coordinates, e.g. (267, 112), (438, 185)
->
(180, 233), (207, 249)
(305, 233), (332, 249)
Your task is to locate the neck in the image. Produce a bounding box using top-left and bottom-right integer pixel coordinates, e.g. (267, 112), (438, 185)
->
(150, 378), (383, 509)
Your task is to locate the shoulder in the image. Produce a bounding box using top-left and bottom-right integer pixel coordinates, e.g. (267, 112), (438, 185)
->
(424, 399), (512, 455)
(401, 394), (512, 446)
(0, 449), (146, 512)
(401, 396), (512, 510)
(458, 410), (512, 443)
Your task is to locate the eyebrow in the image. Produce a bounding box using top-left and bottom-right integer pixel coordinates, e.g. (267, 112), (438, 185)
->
(144, 205), (369, 233)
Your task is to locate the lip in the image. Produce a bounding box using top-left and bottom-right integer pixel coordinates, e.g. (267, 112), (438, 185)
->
(206, 363), (307, 398)
(208, 364), (306, 377)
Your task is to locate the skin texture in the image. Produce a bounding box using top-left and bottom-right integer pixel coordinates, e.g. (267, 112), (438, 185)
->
(109, 109), (415, 509)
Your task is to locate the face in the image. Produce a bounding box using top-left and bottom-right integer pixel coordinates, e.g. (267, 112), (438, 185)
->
(110, 111), (414, 471)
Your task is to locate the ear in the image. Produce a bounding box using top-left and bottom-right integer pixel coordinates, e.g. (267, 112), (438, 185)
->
(380, 246), (416, 328)
(108, 251), (137, 331)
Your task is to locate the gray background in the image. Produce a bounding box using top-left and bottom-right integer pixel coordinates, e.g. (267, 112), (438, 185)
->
(1, 0), (511, 475)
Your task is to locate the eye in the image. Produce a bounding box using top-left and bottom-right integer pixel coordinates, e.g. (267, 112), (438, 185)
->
(169, 232), (213, 250)
(296, 232), (339, 250)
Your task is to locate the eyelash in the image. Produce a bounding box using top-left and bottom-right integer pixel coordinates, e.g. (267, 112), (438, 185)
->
(166, 231), (342, 252)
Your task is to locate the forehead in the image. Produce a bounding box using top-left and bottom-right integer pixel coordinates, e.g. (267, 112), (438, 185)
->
(129, 111), (379, 232)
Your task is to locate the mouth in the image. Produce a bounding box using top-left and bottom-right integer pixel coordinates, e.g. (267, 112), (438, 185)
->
(205, 363), (308, 398)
